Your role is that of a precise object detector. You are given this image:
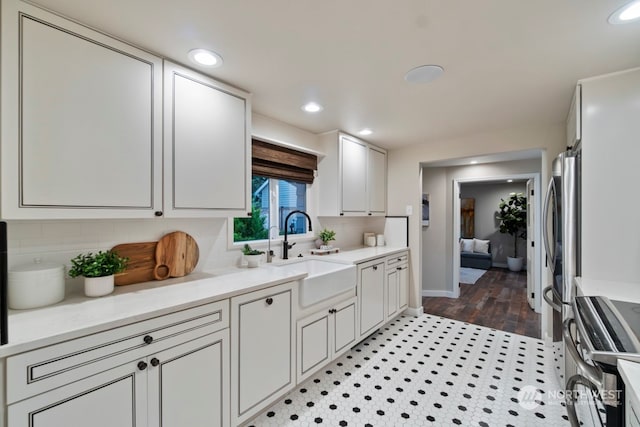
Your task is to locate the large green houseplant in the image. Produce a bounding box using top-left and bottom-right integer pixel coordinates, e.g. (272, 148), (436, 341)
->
(496, 192), (527, 271)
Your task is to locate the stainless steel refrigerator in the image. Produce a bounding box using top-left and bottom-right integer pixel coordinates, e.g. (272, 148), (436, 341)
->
(543, 150), (581, 386)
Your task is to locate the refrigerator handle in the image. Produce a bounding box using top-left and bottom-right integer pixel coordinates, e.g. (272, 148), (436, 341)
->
(542, 286), (563, 312)
(542, 178), (556, 270)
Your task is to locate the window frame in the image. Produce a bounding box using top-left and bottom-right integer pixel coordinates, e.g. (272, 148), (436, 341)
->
(228, 176), (316, 250)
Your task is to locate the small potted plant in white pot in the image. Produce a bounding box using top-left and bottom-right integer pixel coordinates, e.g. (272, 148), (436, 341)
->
(242, 244), (264, 268)
(69, 250), (128, 297)
(318, 228), (336, 249)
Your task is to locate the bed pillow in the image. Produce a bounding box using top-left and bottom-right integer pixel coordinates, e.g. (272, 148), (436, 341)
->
(473, 238), (490, 254)
(461, 238), (474, 252)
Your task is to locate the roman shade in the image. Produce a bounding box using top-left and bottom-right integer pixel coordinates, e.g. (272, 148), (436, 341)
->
(252, 139), (317, 184)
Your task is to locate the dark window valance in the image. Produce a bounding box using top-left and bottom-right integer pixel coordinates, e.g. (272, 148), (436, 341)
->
(252, 139), (317, 184)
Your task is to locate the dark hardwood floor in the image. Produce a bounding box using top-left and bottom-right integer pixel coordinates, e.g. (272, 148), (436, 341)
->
(422, 267), (540, 339)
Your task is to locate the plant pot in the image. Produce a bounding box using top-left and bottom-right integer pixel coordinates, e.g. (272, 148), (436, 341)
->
(84, 274), (115, 297)
(507, 257), (524, 272)
(245, 254), (262, 268)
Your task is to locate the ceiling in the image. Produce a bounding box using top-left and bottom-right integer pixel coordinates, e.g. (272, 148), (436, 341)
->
(30, 0), (640, 149)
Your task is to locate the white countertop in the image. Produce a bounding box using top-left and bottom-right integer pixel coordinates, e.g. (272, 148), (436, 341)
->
(575, 277), (640, 304)
(1, 246), (408, 358)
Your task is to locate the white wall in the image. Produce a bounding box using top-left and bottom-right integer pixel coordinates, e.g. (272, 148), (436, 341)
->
(388, 123), (565, 338)
(460, 181), (528, 266)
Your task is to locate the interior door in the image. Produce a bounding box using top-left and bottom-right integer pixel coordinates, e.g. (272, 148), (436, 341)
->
(526, 179), (535, 309)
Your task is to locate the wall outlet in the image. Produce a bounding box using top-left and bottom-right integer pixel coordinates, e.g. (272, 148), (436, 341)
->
(406, 205), (413, 215)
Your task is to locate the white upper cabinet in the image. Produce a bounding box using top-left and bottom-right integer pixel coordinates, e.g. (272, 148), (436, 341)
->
(318, 131), (387, 216)
(566, 84), (582, 148)
(163, 61), (251, 217)
(1, 0), (163, 219)
(0, 1), (251, 219)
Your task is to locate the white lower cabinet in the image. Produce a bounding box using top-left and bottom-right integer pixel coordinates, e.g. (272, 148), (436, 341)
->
(358, 258), (386, 338)
(231, 282), (296, 425)
(297, 297), (357, 383)
(385, 252), (409, 322)
(6, 300), (230, 427)
(8, 361), (145, 427)
(147, 331), (229, 427)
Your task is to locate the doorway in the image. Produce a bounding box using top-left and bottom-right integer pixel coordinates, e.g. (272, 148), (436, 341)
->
(452, 173), (541, 311)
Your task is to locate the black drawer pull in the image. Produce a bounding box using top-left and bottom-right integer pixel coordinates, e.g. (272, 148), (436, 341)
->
(143, 335), (153, 345)
(150, 357), (160, 367)
(266, 297), (274, 305)
(397, 266), (402, 271)
(137, 361), (148, 371)
(372, 265), (378, 271)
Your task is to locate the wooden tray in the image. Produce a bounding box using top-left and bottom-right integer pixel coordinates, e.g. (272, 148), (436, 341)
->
(153, 231), (199, 280)
(111, 241), (158, 286)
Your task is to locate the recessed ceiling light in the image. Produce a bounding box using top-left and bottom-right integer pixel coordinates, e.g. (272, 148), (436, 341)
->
(358, 128), (373, 136)
(302, 102), (323, 113)
(188, 48), (223, 67)
(469, 160), (478, 164)
(507, 179), (514, 183)
(404, 65), (444, 84)
(609, 0), (640, 24)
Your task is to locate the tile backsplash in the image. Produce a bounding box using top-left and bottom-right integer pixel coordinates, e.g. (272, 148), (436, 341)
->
(5, 216), (385, 286)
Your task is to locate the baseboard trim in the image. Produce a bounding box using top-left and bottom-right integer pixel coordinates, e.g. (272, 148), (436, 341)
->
(422, 290), (457, 298)
(403, 306), (424, 317)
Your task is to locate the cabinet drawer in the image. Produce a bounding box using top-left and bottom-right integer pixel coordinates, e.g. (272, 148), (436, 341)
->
(7, 299), (228, 404)
(386, 253), (408, 267)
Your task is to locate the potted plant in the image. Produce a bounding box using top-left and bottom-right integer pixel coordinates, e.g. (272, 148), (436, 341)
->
(318, 228), (336, 249)
(242, 244), (264, 268)
(69, 250), (128, 297)
(496, 192), (527, 272)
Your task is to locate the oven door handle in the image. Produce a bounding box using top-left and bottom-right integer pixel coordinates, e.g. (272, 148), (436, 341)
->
(565, 374), (599, 427)
(543, 285), (563, 312)
(562, 318), (602, 388)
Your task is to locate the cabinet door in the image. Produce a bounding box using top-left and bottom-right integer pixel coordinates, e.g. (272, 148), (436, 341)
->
(297, 309), (330, 383)
(386, 269), (399, 320)
(367, 147), (387, 214)
(148, 330), (229, 427)
(8, 361), (146, 427)
(398, 264), (409, 311)
(1, 1), (162, 219)
(231, 283), (295, 425)
(340, 136), (368, 214)
(358, 260), (385, 337)
(333, 297), (357, 357)
(163, 61), (250, 217)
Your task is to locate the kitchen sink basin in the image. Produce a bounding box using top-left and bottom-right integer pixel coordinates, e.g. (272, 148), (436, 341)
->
(273, 259), (356, 307)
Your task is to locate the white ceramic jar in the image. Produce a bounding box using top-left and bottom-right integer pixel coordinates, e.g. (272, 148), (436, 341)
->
(9, 260), (65, 309)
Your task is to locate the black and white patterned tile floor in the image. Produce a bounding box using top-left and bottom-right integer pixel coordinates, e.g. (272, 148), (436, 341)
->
(249, 314), (569, 426)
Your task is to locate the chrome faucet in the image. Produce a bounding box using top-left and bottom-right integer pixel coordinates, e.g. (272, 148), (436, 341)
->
(267, 226), (278, 263)
(282, 210), (312, 260)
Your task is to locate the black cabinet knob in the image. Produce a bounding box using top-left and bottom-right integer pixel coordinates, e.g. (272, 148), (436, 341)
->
(150, 357), (160, 367)
(368, 212), (372, 216)
(397, 267), (402, 271)
(154, 211), (163, 217)
(372, 265), (378, 271)
(137, 361), (148, 371)
(266, 297), (273, 305)
(397, 258), (402, 261)
(143, 335), (153, 345)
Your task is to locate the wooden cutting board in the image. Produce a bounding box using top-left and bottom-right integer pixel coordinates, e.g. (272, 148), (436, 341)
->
(153, 231), (199, 280)
(111, 241), (158, 286)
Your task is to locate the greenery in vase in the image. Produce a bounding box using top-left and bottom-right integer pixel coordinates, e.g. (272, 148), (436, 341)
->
(318, 228), (336, 245)
(496, 192), (527, 258)
(242, 244), (264, 256)
(68, 250), (129, 278)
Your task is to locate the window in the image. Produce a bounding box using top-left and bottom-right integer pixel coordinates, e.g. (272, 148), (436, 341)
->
(233, 175), (308, 242)
(233, 139), (317, 243)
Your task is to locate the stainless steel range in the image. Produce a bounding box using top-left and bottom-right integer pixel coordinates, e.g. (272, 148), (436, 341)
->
(564, 295), (640, 426)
